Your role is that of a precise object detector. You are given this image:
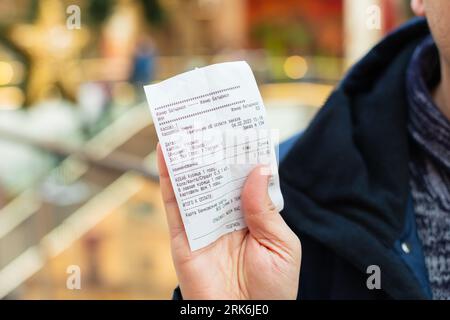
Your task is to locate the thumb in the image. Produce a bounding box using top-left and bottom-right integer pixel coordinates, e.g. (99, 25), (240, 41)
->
(241, 165), (299, 250)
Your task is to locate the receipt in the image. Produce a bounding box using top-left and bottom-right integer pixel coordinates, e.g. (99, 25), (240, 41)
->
(145, 61), (283, 251)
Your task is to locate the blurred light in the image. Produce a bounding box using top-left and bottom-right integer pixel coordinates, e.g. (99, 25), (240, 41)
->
(0, 61), (14, 86)
(0, 87), (24, 110)
(78, 82), (108, 126)
(283, 55), (308, 80)
(48, 26), (73, 52)
(9, 61), (25, 84)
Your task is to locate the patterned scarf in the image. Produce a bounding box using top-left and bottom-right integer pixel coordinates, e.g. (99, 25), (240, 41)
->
(407, 35), (450, 300)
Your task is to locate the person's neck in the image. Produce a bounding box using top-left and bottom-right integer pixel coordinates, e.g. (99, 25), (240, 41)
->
(433, 57), (450, 121)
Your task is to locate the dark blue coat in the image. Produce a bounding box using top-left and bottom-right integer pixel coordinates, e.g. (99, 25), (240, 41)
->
(279, 17), (432, 300)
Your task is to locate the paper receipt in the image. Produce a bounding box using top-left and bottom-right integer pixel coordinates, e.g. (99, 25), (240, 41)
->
(144, 61), (284, 251)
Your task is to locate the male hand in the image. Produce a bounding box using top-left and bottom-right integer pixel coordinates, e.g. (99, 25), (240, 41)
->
(157, 144), (301, 300)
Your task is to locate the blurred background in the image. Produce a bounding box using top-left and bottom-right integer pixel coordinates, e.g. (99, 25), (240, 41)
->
(0, 0), (413, 299)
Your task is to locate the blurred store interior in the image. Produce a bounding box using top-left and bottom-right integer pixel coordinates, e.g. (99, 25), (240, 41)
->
(0, 0), (412, 299)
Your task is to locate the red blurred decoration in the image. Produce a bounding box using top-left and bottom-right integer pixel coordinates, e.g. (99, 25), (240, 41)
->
(246, 0), (344, 56)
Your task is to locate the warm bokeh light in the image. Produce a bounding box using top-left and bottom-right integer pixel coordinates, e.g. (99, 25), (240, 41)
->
(0, 61), (14, 86)
(0, 87), (25, 110)
(283, 55), (308, 80)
